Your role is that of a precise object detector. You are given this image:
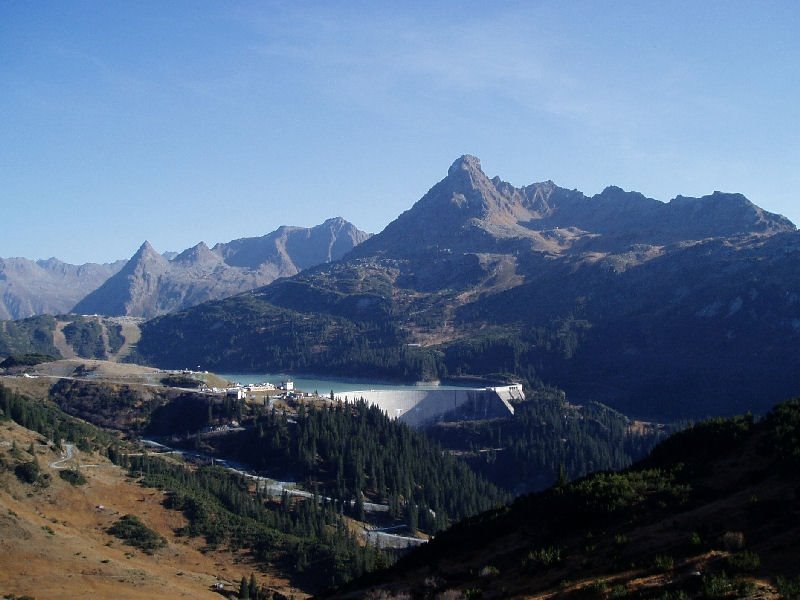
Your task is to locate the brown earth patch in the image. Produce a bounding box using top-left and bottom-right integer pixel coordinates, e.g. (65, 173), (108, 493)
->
(0, 420), (307, 599)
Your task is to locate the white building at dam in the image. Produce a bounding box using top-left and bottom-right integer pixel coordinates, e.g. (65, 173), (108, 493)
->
(333, 384), (524, 427)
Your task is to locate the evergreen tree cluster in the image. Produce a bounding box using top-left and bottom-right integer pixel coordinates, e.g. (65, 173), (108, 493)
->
(123, 455), (384, 590)
(357, 398), (800, 600)
(49, 378), (214, 436)
(215, 400), (509, 532)
(0, 382), (114, 453)
(62, 317), (108, 359)
(427, 391), (668, 494)
(238, 572), (272, 599)
(0, 314), (59, 358)
(107, 514), (167, 554)
(0, 353), (58, 368)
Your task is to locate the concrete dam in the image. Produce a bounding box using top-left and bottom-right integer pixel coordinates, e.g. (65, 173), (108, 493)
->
(333, 384), (524, 428)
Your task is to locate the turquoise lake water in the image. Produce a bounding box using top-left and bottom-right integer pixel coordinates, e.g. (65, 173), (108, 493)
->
(216, 372), (479, 394)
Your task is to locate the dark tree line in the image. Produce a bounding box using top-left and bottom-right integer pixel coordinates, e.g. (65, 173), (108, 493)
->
(426, 389), (669, 495)
(0, 382), (114, 452)
(122, 455), (386, 591)
(212, 400), (509, 532)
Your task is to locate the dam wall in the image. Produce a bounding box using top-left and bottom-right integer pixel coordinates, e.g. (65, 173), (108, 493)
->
(334, 384), (522, 428)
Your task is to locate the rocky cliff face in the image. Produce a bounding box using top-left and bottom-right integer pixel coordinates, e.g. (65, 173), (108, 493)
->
(0, 257), (124, 320)
(72, 218), (370, 318)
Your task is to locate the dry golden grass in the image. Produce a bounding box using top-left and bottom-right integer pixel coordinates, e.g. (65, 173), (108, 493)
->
(28, 358), (163, 382)
(4, 359), (234, 390)
(0, 420), (306, 599)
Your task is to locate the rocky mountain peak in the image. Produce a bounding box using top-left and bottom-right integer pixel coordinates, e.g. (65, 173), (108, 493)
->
(173, 241), (221, 266)
(136, 240), (155, 253)
(665, 192), (795, 236)
(444, 155), (495, 198)
(354, 154), (798, 264)
(315, 217), (371, 245)
(322, 216), (346, 228)
(447, 154), (484, 177)
(129, 240), (164, 263)
(0, 256), (124, 320)
(71, 219), (369, 318)
(125, 241), (168, 271)
(36, 257), (64, 269)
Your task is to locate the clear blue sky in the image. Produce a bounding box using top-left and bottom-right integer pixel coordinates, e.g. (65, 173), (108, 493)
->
(2, 1), (798, 264)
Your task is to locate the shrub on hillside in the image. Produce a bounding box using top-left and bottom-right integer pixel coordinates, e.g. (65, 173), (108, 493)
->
(160, 374), (202, 388)
(14, 460), (40, 484)
(58, 468), (87, 486)
(107, 514), (166, 554)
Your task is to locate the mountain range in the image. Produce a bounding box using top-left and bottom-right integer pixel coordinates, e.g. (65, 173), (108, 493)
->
(0, 257), (125, 320)
(132, 155), (800, 420)
(0, 218), (369, 320)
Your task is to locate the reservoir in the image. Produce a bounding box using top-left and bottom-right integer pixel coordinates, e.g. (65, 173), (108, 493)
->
(218, 372), (524, 427)
(217, 372), (476, 394)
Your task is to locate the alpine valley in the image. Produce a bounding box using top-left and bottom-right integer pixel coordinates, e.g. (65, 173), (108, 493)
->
(129, 156), (799, 421)
(2, 156), (800, 600)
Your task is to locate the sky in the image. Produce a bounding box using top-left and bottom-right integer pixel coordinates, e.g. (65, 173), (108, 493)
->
(2, 1), (799, 264)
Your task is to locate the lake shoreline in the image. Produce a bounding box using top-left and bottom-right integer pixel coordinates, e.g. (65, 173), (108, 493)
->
(217, 371), (506, 393)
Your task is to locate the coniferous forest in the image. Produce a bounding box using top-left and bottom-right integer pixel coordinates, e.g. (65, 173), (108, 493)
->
(210, 399), (510, 532)
(0, 376), (666, 594)
(0, 383), (385, 592)
(425, 389), (669, 494)
(123, 455), (384, 590)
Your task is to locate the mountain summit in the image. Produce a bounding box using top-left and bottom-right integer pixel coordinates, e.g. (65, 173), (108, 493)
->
(357, 155), (793, 261)
(135, 156), (800, 419)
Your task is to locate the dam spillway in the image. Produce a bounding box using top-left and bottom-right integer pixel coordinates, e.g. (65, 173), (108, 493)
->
(333, 384), (523, 427)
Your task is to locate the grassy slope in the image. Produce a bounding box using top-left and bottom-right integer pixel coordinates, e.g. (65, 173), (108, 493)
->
(0, 417), (305, 599)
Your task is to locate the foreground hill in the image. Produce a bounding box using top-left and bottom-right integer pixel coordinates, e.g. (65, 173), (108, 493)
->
(0, 405), (297, 599)
(73, 217), (370, 318)
(0, 257), (124, 320)
(133, 156), (799, 420)
(329, 398), (800, 599)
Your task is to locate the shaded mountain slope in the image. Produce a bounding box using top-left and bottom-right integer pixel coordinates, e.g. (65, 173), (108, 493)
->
(133, 156), (799, 419)
(73, 218), (370, 318)
(457, 231), (800, 419)
(328, 398), (800, 599)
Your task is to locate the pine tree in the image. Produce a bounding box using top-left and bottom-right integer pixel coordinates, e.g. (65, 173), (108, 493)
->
(239, 575), (249, 599)
(406, 500), (418, 535)
(556, 463), (568, 488)
(248, 573), (258, 598)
